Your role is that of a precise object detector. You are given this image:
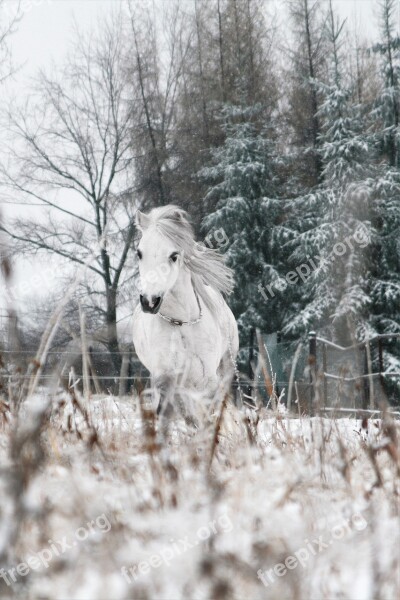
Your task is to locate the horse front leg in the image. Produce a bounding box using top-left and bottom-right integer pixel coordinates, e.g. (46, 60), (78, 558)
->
(153, 373), (175, 417)
(154, 372), (198, 430)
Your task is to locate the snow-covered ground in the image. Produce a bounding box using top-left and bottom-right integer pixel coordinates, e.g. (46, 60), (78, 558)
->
(0, 393), (399, 600)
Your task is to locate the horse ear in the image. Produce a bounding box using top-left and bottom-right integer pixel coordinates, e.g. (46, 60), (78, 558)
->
(135, 210), (150, 231)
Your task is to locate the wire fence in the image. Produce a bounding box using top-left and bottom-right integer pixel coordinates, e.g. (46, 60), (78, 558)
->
(1, 326), (400, 414)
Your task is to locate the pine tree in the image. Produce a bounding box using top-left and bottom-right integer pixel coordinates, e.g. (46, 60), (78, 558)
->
(285, 0), (328, 189)
(283, 1), (374, 345)
(200, 104), (285, 361)
(368, 0), (400, 392)
(371, 0), (400, 168)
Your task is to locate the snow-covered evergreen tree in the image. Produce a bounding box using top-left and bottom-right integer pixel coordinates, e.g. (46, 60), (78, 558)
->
(370, 169), (400, 381)
(200, 103), (286, 358)
(368, 0), (400, 389)
(371, 0), (400, 168)
(283, 1), (375, 345)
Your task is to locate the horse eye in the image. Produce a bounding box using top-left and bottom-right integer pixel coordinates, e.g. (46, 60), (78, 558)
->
(137, 249), (142, 260)
(170, 252), (179, 263)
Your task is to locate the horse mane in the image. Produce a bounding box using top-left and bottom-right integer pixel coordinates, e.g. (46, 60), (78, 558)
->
(139, 205), (234, 312)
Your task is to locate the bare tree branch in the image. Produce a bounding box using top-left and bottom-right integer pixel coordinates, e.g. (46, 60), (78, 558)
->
(0, 222), (104, 278)
(0, 11), (137, 369)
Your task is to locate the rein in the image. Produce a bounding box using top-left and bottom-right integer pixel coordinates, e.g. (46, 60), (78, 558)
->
(158, 289), (202, 327)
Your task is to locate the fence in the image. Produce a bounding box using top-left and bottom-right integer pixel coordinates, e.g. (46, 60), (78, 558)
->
(307, 332), (400, 410)
(0, 311), (18, 347)
(244, 330), (400, 415)
(1, 329), (400, 414)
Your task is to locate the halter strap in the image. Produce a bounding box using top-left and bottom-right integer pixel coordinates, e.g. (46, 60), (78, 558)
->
(158, 289), (202, 326)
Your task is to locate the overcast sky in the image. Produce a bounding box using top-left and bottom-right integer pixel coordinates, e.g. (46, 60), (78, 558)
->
(2, 0), (389, 156)
(4, 0), (386, 94)
(0, 0), (396, 313)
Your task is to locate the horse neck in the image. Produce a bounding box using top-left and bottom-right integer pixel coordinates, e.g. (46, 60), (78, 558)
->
(161, 266), (199, 321)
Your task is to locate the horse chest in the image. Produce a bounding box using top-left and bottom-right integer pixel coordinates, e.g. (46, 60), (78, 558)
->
(134, 312), (222, 379)
(158, 321), (220, 363)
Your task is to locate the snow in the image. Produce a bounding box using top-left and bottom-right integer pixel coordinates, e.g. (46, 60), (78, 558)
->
(0, 392), (399, 599)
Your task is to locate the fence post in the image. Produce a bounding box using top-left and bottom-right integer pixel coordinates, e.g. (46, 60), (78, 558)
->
(378, 337), (385, 398)
(365, 340), (374, 410)
(119, 352), (130, 396)
(322, 342), (327, 407)
(309, 331), (317, 413)
(248, 327), (255, 379)
(363, 346), (369, 410)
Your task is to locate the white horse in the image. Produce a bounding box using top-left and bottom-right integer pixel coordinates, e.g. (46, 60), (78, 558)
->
(132, 205), (239, 414)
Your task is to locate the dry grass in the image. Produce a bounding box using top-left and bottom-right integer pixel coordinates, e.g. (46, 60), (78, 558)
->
(0, 382), (399, 600)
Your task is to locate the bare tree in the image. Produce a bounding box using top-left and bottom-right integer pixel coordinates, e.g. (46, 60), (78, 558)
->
(0, 13), (136, 372)
(170, 0), (278, 222)
(0, 0), (20, 83)
(347, 30), (380, 108)
(285, 0), (328, 186)
(372, 0), (400, 168)
(127, 1), (191, 209)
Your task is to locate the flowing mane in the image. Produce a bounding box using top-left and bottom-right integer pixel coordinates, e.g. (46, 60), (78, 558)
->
(140, 205), (234, 310)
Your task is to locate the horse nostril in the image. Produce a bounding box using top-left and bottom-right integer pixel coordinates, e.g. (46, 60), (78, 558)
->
(152, 296), (161, 310)
(140, 294), (149, 309)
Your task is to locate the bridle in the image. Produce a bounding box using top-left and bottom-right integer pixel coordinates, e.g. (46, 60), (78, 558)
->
(158, 289), (202, 326)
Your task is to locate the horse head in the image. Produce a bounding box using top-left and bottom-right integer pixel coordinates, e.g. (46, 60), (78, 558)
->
(135, 206), (190, 314)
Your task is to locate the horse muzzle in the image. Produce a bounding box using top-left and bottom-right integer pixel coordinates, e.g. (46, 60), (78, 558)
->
(140, 294), (162, 314)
